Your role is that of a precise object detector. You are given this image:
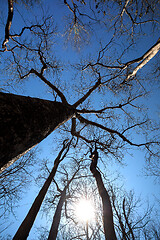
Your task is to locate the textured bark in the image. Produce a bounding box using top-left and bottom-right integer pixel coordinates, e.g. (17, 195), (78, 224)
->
(13, 142), (69, 240)
(90, 162), (117, 240)
(0, 92), (74, 172)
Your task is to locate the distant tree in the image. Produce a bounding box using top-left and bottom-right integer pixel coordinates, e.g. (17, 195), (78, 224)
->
(47, 164), (81, 240)
(13, 139), (71, 240)
(0, 149), (37, 217)
(90, 144), (117, 240)
(46, 162), (158, 240)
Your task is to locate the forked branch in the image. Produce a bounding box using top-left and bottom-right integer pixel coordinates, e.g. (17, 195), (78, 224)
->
(73, 77), (101, 108)
(77, 114), (158, 147)
(121, 38), (160, 84)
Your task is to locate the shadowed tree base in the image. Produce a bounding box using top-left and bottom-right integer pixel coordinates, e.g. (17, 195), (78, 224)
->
(0, 92), (75, 172)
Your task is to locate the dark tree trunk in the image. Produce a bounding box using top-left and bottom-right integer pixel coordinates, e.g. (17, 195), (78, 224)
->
(0, 92), (74, 172)
(90, 161), (117, 240)
(47, 168), (77, 240)
(13, 142), (69, 240)
(47, 187), (67, 240)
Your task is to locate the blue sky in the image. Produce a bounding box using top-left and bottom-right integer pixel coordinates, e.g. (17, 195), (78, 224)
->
(0, 0), (160, 239)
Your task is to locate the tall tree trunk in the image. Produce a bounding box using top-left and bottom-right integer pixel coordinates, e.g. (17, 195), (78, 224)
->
(47, 187), (67, 240)
(47, 168), (78, 240)
(90, 160), (117, 240)
(0, 92), (74, 172)
(13, 140), (70, 240)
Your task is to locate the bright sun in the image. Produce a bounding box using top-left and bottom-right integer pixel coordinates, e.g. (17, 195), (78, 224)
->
(75, 199), (95, 222)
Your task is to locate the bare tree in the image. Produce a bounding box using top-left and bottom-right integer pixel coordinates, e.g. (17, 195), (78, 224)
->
(47, 164), (81, 240)
(0, 149), (37, 218)
(90, 144), (117, 240)
(0, 0), (159, 174)
(46, 160), (157, 240)
(13, 139), (72, 240)
(0, 0), (160, 238)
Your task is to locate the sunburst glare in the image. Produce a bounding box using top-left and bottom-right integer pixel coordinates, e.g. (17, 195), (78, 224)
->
(75, 199), (95, 222)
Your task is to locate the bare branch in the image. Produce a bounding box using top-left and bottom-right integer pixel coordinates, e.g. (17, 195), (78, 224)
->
(120, 0), (130, 17)
(82, 62), (123, 70)
(73, 77), (101, 108)
(77, 94), (144, 114)
(2, 0), (14, 49)
(30, 69), (68, 105)
(122, 38), (160, 84)
(122, 198), (135, 240)
(77, 114), (158, 147)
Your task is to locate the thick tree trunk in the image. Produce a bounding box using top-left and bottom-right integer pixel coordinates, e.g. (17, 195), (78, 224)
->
(90, 162), (117, 240)
(47, 187), (67, 240)
(0, 92), (74, 172)
(13, 142), (69, 240)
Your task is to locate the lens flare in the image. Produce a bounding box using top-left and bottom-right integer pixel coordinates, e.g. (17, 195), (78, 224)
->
(75, 199), (95, 222)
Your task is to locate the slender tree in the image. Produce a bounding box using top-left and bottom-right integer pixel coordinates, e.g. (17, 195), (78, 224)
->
(0, 150), (36, 217)
(90, 145), (117, 240)
(13, 139), (71, 240)
(47, 167), (79, 240)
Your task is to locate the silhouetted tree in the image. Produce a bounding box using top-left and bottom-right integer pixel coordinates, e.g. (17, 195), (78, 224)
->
(13, 139), (71, 240)
(0, 0), (160, 238)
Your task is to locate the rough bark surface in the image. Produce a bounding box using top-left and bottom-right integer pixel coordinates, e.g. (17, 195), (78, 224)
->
(0, 92), (74, 172)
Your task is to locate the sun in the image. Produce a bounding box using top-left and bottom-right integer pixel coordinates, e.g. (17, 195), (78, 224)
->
(75, 199), (95, 222)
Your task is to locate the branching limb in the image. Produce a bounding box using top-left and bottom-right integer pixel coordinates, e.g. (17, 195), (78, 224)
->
(64, 0), (75, 15)
(120, 0), (130, 17)
(71, 117), (94, 144)
(77, 94), (144, 114)
(71, 117), (122, 158)
(121, 120), (149, 134)
(20, 68), (68, 105)
(76, 114), (158, 147)
(10, 23), (47, 38)
(38, 49), (47, 75)
(82, 62), (123, 70)
(2, 0), (14, 49)
(122, 198), (135, 240)
(73, 77), (101, 108)
(121, 38), (160, 84)
(83, 38), (160, 86)
(11, 45), (68, 104)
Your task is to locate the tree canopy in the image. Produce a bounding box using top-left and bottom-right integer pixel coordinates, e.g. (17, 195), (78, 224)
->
(0, 0), (160, 239)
